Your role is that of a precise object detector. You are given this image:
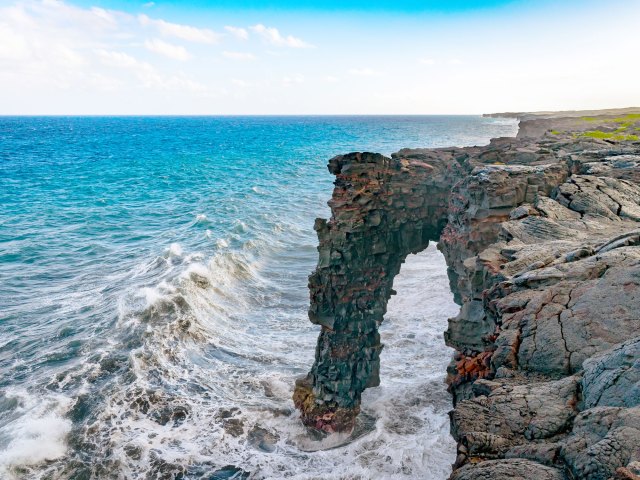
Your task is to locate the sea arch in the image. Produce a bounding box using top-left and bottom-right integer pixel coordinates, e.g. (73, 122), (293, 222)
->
(293, 150), (466, 432)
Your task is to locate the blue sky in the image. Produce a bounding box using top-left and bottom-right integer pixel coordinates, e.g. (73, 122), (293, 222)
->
(78, 0), (518, 13)
(0, 0), (638, 114)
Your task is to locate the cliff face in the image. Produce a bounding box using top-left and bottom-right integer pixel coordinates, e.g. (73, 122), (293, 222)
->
(294, 113), (640, 479)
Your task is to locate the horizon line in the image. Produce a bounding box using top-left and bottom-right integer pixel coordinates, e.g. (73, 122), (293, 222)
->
(0, 113), (492, 117)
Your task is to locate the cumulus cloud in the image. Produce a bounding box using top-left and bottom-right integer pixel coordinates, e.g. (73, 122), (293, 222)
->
(250, 24), (312, 48)
(0, 24), (31, 62)
(224, 26), (249, 40)
(97, 49), (140, 69)
(0, 1), (122, 88)
(139, 14), (221, 44)
(96, 49), (205, 91)
(348, 67), (382, 77)
(222, 51), (255, 61)
(144, 38), (191, 61)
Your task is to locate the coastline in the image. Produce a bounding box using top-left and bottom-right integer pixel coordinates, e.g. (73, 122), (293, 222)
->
(0, 115), (513, 479)
(294, 109), (640, 479)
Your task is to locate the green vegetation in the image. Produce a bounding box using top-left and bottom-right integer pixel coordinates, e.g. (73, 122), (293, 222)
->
(580, 113), (640, 123)
(612, 114), (640, 130)
(576, 114), (640, 140)
(580, 130), (639, 141)
(580, 113), (640, 131)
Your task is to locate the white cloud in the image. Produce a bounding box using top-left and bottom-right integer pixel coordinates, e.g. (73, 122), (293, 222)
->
(96, 49), (205, 91)
(250, 24), (312, 48)
(348, 67), (382, 77)
(225, 26), (248, 40)
(0, 24), (31, 61)
(222, 51), (255, 61)
(143, 2), (155, 7)
(1, 0), (639, 114)
(0, 1), (108, 87)
(139, 14), (220, 44)
(8, 0), (126, 35)
(282, 74), (304, 86)
(0, 0), (218, 105)
(144, 38), (191, 61)
(89, 6), (118, 26)
(87, 72), (123, 91)
(96, 49), (139, 68)
(232, 78), (253, 88)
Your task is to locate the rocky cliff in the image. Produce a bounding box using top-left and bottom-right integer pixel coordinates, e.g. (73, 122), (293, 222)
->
(293, 111), (640, 480)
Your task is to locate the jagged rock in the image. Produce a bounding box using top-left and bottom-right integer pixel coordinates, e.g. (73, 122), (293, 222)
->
(582, 337), (640, 409)
(449, 458), (565, 480)
(294, 150), (472, 431)
(505, 442), (561, 467)
(501, 249), (640, 376)
(294, 111), (640, 477)
(560, 407), (640, 480)
(450, 375), (579, 458)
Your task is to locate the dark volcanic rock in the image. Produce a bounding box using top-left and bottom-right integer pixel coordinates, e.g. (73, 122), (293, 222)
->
(582, 338), (640, 409)
(294, 111), (640, 478)
(450, 375), (580, 460)
(560, 407), (640, 480)
(293, 150), (469, 432)
(450, 458), (565, 480)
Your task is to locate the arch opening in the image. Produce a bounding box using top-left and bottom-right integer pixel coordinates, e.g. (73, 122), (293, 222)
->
(293, 151), (457, 432)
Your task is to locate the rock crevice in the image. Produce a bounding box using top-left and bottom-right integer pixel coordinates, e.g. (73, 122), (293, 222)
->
(294, 113), (640, 478)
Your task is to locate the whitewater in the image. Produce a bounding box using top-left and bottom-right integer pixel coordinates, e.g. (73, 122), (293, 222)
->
(0, 116), (517, 479)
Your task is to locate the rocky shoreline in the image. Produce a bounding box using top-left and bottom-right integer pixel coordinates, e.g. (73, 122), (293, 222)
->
(293, 110), (640, 479)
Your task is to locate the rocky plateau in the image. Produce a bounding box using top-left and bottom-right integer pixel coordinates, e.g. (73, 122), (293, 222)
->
(293, 109), (640, 479)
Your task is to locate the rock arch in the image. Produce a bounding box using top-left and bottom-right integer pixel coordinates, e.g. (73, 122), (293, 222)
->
(293, 150), (465, 432)
(293, 121), (640, 479)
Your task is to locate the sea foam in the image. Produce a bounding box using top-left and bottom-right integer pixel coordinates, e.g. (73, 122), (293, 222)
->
(0, 391), (72, 478)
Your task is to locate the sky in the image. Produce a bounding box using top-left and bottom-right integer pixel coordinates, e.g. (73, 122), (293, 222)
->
(1, 0), (639, 114)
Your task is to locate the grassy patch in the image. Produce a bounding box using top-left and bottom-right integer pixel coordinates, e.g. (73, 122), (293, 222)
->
(580, 113), (640, 128)
(580, 130), (639, 141)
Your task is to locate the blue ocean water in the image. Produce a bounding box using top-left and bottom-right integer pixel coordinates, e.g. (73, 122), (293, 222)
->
(0, 116), (517, 479)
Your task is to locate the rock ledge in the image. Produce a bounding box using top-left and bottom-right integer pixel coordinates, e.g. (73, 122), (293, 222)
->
(294, 111), (640, 479)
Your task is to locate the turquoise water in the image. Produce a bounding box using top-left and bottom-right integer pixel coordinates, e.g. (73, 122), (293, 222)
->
(0, 116), (517, 479)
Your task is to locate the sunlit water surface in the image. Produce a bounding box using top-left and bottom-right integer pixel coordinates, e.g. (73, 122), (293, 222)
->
(0, 116), (517, 479)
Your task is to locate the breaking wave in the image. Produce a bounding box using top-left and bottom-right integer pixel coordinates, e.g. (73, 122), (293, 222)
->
(0, 115), (518, 479)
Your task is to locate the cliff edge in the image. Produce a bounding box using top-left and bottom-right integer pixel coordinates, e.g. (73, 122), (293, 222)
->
(294, 110), (640, 480)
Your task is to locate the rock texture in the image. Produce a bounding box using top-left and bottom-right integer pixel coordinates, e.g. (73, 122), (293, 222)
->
(294, 111), (640, 478)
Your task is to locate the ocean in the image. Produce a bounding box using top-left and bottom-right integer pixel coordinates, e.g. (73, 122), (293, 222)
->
(0, 116), (518, 479)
